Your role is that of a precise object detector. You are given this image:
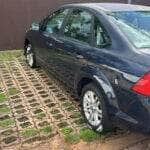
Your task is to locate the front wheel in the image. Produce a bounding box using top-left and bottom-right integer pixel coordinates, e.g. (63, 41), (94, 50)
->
(81, 83), (110, 133)
(25, 43), (36, 68)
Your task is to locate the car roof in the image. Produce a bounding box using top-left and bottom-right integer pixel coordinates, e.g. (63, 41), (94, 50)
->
(64, 3), (150, 12)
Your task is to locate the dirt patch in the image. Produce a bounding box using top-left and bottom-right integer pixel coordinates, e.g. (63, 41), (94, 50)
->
(7, 133), (150, 150)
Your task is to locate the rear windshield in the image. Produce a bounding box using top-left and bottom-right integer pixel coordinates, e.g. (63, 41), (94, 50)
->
(108, 11), (150, 49)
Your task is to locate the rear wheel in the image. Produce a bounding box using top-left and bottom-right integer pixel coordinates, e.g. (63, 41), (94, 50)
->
(25, 43), (36, 68)
(81, 83), (110, 133)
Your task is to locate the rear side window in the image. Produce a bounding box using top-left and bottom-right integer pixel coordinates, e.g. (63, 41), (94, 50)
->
(64, 9), (92, 44)
(45, 9), (69, 34)
(94, 17), (111, 48)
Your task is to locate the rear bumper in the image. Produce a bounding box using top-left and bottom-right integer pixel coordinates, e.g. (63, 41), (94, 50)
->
(113, 89), (150, 133)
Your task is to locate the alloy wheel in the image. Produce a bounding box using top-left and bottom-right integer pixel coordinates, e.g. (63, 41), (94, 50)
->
(83, 90), (103, 127)
(26, 44), (34, 67)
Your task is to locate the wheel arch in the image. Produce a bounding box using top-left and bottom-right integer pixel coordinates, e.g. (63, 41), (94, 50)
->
(24, 38), (35, 55)
(24, 38), (30, 55)
(75, 66), (119, 110)
(24, 38), (30, 48)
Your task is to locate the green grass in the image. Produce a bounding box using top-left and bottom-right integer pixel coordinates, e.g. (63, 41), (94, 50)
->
(0, 119), (15, 128)
(62, 127), (79, 144)
(62, 102), (73, 107)
(74, 118), (85, 125)
(0, 93), (7, 103)
(20, 128), (38, 138)
(7, 88), (20, 96)
(0, 50), (22, 61)
(60, 127), (73, 135)
(0, 105), (10, 113)
(57, 122), (68, 128)
(62, 126), (110, 143)
(66, 106), (76, 111)
(79, 128), (101, 142)
(36, 113), (46, 120)
(64, 133), (80, 144)
(40, 125), (52, 135)
(63, 127), (113, 143)
(70, 112), (82, 119)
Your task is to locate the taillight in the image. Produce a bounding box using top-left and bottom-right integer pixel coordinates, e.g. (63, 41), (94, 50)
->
(131, 73), (150, 96)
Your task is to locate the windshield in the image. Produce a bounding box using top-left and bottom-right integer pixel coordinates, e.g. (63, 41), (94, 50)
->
(109, 11), (150, 49)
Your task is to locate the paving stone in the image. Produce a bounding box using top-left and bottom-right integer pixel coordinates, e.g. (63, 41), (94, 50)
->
(0, 51), (138, 149)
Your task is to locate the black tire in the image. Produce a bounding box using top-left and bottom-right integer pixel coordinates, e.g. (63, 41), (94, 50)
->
(25, 43), (36, 68)
(81, 83), (111, 133)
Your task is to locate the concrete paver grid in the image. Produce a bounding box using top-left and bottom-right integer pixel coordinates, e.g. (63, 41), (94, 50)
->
(0, 56), (86, 148)
(0, 52), (150, 150)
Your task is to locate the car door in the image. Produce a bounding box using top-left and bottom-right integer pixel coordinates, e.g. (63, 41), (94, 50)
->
(59, 9), (113, 90)
(52, 8), (93, 88)
(35, 8), (69, 70)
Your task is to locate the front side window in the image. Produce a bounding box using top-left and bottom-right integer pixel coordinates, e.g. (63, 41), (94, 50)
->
(45, 9), (69, 34)
(64, 9), (92, 44)
(109, 11), (150, 49)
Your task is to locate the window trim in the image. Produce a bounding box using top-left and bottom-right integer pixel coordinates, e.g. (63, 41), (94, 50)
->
(39, 8), (70, 35)
(93, 16), (112, 49)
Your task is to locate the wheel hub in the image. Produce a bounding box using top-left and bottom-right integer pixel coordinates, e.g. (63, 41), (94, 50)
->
(83, 91), (102, 126)
(26, 45), (33, 67)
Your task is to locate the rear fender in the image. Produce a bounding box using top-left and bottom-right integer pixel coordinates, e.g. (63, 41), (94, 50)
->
(75, 66), (119, 110)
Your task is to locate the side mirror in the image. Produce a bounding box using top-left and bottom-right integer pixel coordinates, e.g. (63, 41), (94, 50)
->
(31, 22), (39, 31)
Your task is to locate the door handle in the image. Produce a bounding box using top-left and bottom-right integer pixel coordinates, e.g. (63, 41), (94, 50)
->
(46, 42), (53, 47)
(51, 37), (63, 44)
(76, 54), (84, 59)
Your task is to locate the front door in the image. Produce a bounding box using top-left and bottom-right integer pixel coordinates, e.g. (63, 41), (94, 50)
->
(53, 8), (93, 88)
(35, 8), (69, 71)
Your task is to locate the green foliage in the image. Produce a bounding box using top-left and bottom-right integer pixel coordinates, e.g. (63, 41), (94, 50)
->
(40, 125), (52, 135)
(64, 133), (80, 144)
(79, 128), (101, 142)
(0, 93), (7, 103)
(61, 127), (73, 135)
(0, 104), (10, 113)
(20, 128), (38, 138)
(8, 88), (20, 96)
(0, 50), (22, 61)
(0, 119), (15, 128)
(70, 112), (82, 119)
(36, 113), (46, 120)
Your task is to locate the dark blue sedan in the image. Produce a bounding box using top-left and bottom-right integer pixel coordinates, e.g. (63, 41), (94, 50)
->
(24, 3), (150, 133)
